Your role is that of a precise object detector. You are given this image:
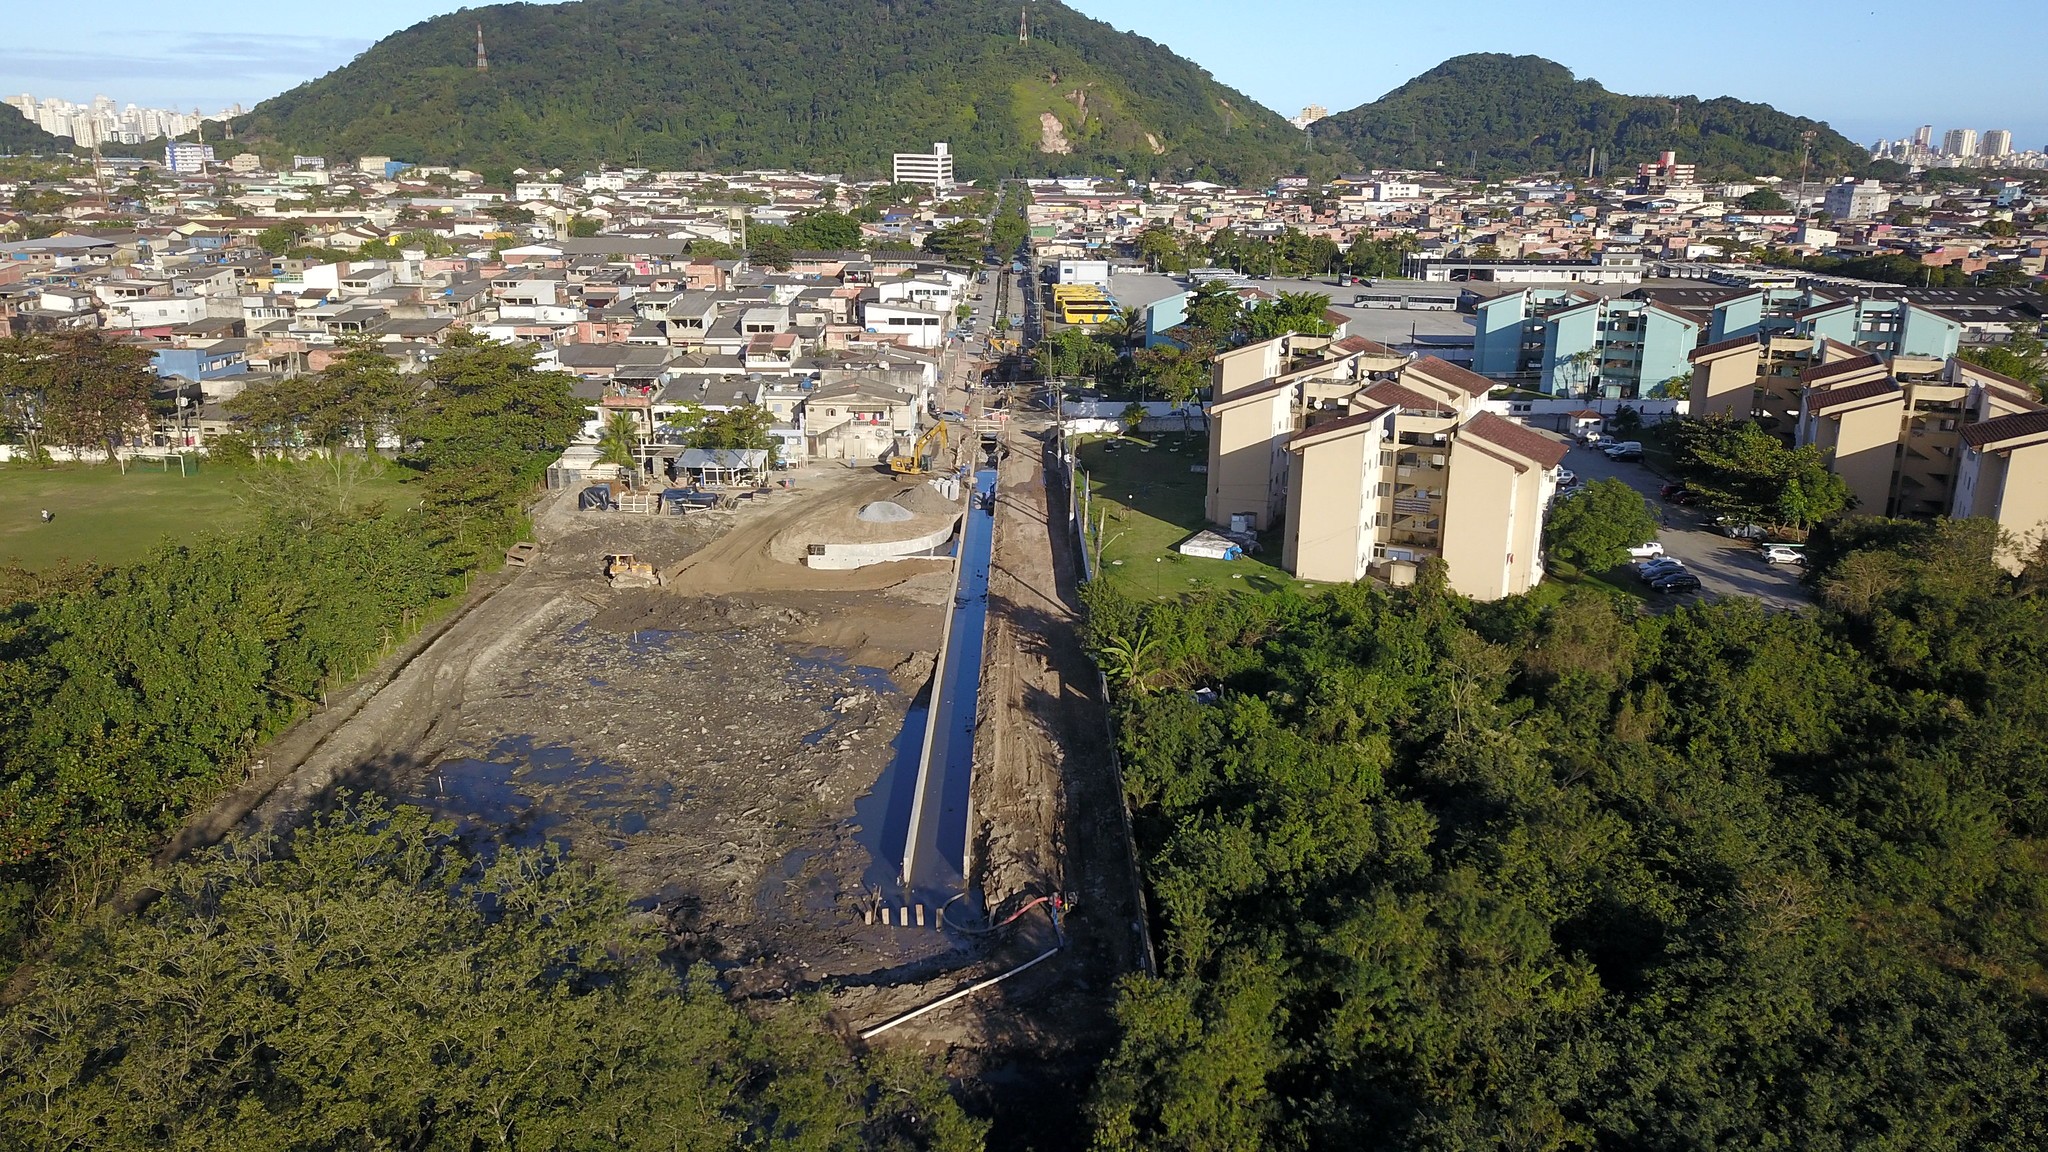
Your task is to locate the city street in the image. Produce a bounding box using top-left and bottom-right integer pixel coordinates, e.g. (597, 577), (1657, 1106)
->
(1563, 442), (1810, 611)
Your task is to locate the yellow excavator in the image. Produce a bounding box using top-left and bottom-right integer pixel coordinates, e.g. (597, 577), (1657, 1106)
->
(890, 420), (950, 476)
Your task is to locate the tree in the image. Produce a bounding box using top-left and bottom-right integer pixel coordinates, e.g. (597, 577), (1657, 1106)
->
(1183, 282), (1245, 343)
(34, 331), (158, 471)
(1739, 188), (1790, 212)
(401, 332), (585, 548)
(596, 409), (641, 468)
(255, 224), (302, 254)
(1544, 477), (1658, 570)
(786, 210), (863, 251)
(1133, 344), (1211, 408)
(923, 220), (986, 264)
(567, 214), (603, 237)
(1243, 292), (1334, 341)
(1136, 225), (1184, 272)
(1671, 416), (1852, 527)
(747, 229), (793, 271)
(0, 798), (986, 1150)
(1960, 324), (2046, 391)
(687, 403), (781, 467)
(1121, 401), (1149, 436)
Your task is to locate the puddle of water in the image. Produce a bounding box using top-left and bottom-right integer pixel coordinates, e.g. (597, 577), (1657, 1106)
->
(407, 736), (672, 858)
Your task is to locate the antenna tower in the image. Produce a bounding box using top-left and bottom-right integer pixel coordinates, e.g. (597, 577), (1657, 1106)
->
(476, 25), (490, 72)
(1019, 7), (1029, 43)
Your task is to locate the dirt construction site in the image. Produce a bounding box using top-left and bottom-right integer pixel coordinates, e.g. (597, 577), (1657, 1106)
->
(174, 416), (1146, 1145)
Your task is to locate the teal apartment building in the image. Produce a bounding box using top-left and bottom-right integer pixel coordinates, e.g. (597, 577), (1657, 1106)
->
(1472, 288), (1700, 399)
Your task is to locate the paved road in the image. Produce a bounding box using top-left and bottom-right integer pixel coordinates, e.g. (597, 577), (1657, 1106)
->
(1563, 443), (1809, 611)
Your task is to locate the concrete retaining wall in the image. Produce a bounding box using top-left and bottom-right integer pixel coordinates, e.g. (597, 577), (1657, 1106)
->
(804, 518), (959, 570)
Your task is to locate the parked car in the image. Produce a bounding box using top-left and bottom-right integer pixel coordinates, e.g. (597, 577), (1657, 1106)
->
(1580, 431), (1612, 448)
(1760, 545), (1806, 566)
(1604, 441), (1645, 461)
(1719, 521), (1766, 541)
(1626, 541), (1667, 560)
(1659, 482), (1689, 500)
(1555, 468), (1579, 487)
(1651, 572), (1703, 593)
(1638, 562), (1687, 583)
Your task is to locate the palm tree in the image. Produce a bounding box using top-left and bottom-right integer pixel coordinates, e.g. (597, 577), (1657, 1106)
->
(596, 410), (640, 469)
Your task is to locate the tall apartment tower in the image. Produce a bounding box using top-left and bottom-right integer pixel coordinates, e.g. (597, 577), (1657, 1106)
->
(1982, 129), (2013, 158)
(1912, 124), (1933, 150)
(1943, 128), (1978, 158)
(476, 25), (489, 72)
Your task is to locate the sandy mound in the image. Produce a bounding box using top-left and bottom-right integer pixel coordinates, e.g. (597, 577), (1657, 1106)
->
(858, 501), (915, 523)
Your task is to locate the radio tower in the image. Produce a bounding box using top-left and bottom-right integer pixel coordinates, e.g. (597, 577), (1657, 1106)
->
(476, 25), (489, 72)
(1019, 7), (1029, 42)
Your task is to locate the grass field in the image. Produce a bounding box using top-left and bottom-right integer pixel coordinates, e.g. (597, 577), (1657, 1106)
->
(0, 459), (410, 571)
(1073, 432), (1297, 600)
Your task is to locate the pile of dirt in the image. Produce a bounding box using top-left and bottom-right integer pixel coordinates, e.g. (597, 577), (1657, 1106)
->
(889, 481), (965, 518)
(858, 501), (915, 523)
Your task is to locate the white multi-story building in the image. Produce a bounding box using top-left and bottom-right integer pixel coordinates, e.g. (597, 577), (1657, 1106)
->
(1822, 179), (1891, 222)
(1943, 128), (1979, 158)
(1982, 130), (2014, 159)
(164, 142), (214, 175)
(892, 142), (954, 191)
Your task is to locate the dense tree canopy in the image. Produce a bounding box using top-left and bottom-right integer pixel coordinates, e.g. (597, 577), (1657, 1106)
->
(1082, 516), (2048, 1149)
(1311, 54), (1873, 179)
(236, 0), (1308, 184)
(0, 798), (982, 1151)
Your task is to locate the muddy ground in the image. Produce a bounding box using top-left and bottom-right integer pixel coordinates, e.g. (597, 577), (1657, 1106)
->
(173, 422), (1139, 1147)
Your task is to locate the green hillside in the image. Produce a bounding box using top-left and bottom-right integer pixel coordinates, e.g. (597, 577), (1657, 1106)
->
(0, 111), (71, 156)
(236, 0), (1310, 183)
(1314, 54), (1871, 179)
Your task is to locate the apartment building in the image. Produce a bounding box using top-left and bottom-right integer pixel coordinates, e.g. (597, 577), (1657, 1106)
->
(1206, 334), (1565, 600)
(1796, 354), (2041, 520)
(1472, 288), (1698, 398)
(1690, 289), (1967, 433)
(891, 142), (955, 192)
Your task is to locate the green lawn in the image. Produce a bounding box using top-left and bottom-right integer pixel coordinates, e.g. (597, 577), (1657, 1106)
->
(1073, 433), (1298, 600)
(0, 459), (411, 571)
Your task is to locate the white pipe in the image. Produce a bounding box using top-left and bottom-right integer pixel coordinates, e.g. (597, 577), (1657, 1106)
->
(856, 946), (1062, 1041)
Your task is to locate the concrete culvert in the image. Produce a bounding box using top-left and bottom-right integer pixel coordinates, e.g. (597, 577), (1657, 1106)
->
(857, 501), (915, 524)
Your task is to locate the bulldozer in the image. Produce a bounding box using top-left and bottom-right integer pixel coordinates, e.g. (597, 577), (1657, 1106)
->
(604, 553), (661, 589)
(889, 420), (950, 476)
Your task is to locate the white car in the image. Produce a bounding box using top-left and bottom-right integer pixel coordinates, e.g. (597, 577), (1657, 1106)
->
(1554, 468), (1579, 487)
(1626, 541), (1667, 560)
(1760, 545), (1806, 566)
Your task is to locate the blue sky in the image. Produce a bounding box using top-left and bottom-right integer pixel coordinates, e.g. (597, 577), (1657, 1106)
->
(2, 0), (2042, 148)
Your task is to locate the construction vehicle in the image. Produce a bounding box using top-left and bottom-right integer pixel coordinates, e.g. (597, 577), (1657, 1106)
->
(604, 553), (661, 589)
(889, 420), (950, 476)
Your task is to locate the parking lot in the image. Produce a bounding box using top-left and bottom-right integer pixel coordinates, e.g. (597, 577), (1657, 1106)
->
(1563, 442), (1810, 611)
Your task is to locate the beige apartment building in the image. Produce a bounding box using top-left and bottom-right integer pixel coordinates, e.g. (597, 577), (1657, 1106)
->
(1956, 408), (2048, 569)
(1207, 335), (1566, 600)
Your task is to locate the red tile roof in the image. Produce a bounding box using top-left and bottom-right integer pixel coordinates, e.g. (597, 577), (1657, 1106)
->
(1408, 356), (1495, 397)
(1333, 335), (1402, 358)
(1289, 404), (1395, 448)
(1800, 352), (1884, 385)
(1360, 379), (1453, 413)
(1961, 409), (2048, 450)
(1690, 332), (1760, 361)
(1462, 412), (1570, 469)
(1808, 377), (1901, 414)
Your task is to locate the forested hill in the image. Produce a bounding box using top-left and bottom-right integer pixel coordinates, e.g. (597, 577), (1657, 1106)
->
(0, 112), (71, 156)
(1313, 54), (1871, 179)
(235, 0), (1309, 183)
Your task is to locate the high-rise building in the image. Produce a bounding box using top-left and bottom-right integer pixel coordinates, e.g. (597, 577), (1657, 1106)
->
(1981, 130), (2013, 158)
(1289, 105), (1329, 130)
(892, 142), (954, 191)
(1913, 125), (1933, 149)
(1943, 128), (1979, 158)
